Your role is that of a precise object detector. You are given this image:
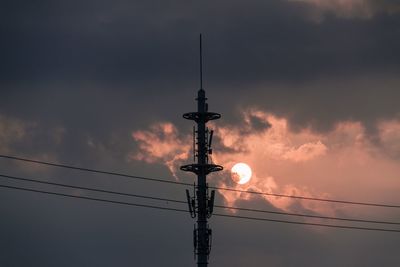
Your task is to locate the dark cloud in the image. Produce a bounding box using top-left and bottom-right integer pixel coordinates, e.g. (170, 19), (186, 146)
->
(1, 0), (399, 84)
(250, 115), (272, 132)
(1, 0), (399, 134)
(1, 1), (400, 266)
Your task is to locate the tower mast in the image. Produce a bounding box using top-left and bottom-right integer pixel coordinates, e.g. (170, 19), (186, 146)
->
(181, 35), (223, 267)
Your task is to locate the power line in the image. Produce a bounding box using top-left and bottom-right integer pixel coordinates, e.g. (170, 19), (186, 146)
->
(0, 174), (186, 205)
(0, 184), (188, 213)
(0, 154), (191, 186)
(210, 185), (400, 209)
(213, 204), (400, 226)
(1, 183), (400, 233)
(213, 213), (400, 233)
(1, 173), (400, 226)
(1, 154), (400, 209)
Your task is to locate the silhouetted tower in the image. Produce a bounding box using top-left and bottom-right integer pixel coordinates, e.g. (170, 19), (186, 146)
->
(181, 35), (223, 267)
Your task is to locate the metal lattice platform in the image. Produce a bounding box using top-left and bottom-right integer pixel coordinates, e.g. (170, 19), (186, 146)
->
(180, 163), (223, 175)
(183, 112), (221, 123)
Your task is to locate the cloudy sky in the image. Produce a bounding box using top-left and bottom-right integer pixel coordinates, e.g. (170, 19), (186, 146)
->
(1, 0), (400, 266)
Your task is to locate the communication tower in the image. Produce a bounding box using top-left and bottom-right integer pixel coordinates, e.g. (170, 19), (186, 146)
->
(180, 35), (223, 267)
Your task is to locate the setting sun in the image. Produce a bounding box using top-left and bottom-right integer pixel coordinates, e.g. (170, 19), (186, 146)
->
(231, 162), (252, 184)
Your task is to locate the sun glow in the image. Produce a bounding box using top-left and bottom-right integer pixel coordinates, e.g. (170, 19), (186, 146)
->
(231, 162), (252, 184)
(132, 111), (400, 217)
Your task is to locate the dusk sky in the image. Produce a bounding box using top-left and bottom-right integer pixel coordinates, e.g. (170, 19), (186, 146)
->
(1, 1), (400, 266)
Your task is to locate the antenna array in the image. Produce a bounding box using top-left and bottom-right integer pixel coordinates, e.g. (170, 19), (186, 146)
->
(181, 35), (223, 267)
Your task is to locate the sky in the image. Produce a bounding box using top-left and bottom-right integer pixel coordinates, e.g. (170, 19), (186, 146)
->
(1, 0), (400, 266)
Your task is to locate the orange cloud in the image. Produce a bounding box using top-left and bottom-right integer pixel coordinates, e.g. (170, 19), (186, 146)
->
(210, 111), (333, 214)
(378, 119), (400, 159)
(289, 0), (400, 19)
(131, 122), (191, 178)
(132, 111), (400, 222)
(0, 115), (32, 154)
(283, 141), (327, 162)
(0, 114), (63, 173)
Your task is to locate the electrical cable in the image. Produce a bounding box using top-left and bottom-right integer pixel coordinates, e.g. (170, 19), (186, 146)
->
(0, 184), (189, 213)
(0, 154), (191, 186)
(1, 183), (400, 233)
(213, 205), (400, 226)
(0, 173), (186, 204)
(209, 185), (400, 209)
(1, 173), (400, 226)
(1, 154), (400, 209)
(212, 213), (400, 233)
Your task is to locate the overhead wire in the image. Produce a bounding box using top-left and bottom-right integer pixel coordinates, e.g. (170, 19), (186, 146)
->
(0, 173), (186, 205)
(1, 183), (400, 233)
(1, 154), (400, 209)
(213, 204), (400, 226)
(1, 173), (400, 226)
(209, 185), (400, 209)
(213, 213), (400, 233)
(0, 154), (191, 187)
(0, 184), (188, 213)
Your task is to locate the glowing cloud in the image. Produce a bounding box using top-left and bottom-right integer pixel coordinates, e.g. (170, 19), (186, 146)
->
(283, 141), (328, 162)
(131, 122), (191, 178)
(289, 0), (400, 19)
(0, 114), (63, 173)
(0, 115), (32, 153)
(132, 110), (400, 221)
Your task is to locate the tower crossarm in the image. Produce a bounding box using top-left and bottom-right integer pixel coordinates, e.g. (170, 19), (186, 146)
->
(183, 112), (221, 123)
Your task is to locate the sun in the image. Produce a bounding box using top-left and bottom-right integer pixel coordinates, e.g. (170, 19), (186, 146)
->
(231, 162), (252, 184)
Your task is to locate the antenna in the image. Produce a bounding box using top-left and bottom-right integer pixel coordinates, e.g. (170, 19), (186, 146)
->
(200, 34), (203, 90)
(181, 34), (223, 266)
(208, 130), (214, 155)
